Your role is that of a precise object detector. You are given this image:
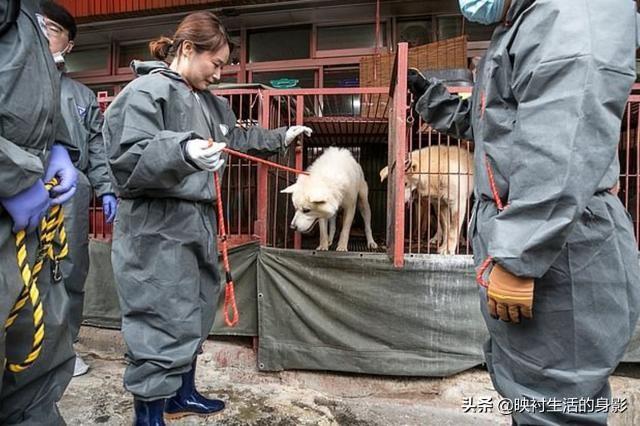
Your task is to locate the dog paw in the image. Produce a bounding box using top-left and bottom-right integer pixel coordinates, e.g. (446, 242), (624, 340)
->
(336, 244), (349, 252)
(316, 244), (329, 251)
(429, 236), (442, 246)
(367, 241), (378, 250)
(437, 247), (456, 256)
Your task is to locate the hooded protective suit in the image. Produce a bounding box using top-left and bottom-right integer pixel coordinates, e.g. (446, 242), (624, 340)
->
(103, 60), (286, 400)
(58, 74), (113, 344)
(0, 0), (77, 423)
(414, 0), (640, 424)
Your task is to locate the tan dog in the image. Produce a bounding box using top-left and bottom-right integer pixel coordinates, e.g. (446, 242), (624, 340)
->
(380, 145), (474, 255)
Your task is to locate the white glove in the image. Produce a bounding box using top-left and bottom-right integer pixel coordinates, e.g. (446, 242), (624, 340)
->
(185, 139), (226, 172)
(284, 125), (312, 145)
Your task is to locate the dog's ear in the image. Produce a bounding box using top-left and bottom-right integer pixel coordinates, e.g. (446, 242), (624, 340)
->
(379, 166), (389, 182)
(404, 159), (412, 172)
(404, 159), (418, 174)
(281, 183), (298, 194)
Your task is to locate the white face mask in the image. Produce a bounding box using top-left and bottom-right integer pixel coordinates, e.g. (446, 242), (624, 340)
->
(52, 44), (71, 65)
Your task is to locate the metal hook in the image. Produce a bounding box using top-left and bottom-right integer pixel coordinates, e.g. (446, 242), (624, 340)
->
(52, 260), (63, 283)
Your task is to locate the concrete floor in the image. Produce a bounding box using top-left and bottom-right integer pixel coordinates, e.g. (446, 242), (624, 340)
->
(59, 326), (640, 426)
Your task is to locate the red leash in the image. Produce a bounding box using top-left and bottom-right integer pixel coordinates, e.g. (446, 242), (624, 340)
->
(211, 143), (307, 327)
(208, 139), (240, 327)
(476, 154), (509, 288)
(222, 146), (308, 175)
(214, 170), (239, 327)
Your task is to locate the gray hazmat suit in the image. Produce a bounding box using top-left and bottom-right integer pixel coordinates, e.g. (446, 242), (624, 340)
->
(414, 0), (640, 424)
(0, 0), (77, 423)
(103, 60), (286, 400)
(58, 74), (113, 343)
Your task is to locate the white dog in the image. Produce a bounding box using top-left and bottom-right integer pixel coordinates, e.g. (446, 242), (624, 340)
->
(281, 147), (378, 252)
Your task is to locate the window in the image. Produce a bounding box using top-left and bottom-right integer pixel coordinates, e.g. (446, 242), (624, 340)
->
(436, 16), (462, 41)
(322, 67), (361, 116)
(228, 32), (241, 66)
(118, 42), (153, 69)
(398, 16), (493, 45)
(323, 66), (359, 88)
(248, 27), (310, 63)
(464, 19), (497, 41)
(397, 19), (433, 47)
(251, 70), (315, 88)
(219, 74), (238, 84)
(65, 46), (110, 74)
(317, 23), (387, 51)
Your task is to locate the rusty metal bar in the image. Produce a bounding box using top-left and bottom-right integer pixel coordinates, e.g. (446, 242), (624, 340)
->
(388, 42), (408, 268)
(294, 94), (305, 249)
(256, 91), (270, 245)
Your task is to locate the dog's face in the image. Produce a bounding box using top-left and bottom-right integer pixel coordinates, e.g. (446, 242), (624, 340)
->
(281, 176), (339, 233)
(379, 160), (419, 203)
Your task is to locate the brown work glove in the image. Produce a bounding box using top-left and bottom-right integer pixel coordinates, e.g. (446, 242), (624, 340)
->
(487, 264), (534, 324)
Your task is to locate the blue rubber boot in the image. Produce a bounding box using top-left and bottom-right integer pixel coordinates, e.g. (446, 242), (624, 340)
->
(164, 360), (225, 419)
(133, 398), (166, 426)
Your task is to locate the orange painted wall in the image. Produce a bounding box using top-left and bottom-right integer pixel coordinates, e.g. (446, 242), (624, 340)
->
(56, 0), (221, 19)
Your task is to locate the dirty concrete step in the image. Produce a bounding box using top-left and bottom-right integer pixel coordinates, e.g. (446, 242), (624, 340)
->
(64, 326), (640, 425)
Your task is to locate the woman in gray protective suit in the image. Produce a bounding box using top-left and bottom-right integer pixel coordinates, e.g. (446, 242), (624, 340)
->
(408, 0), (640, 425)
(103, 11), (310, 425)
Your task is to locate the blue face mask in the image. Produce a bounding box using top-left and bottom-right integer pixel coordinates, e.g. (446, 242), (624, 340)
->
(458, 0), (507, 25)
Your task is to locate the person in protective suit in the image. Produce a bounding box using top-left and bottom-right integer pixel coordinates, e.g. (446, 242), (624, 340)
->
(40, 1), (117, 378)
(0, 0), (79, 423)
(103, 11), (311, 426)
(408, 0), (640, 424)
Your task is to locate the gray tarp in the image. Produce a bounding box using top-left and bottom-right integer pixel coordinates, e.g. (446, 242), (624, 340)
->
(82, 239), (258, 336)
(83, 243), (640, 376)
(257, 248), (487, 376)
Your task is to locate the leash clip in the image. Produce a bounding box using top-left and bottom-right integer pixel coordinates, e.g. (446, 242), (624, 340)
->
(52, 260), (63, 283)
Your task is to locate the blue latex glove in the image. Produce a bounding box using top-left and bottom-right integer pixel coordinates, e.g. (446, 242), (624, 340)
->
(44, 144), (78, 205)
(101, 194), (118, 224)
(0, 181), (51, 233)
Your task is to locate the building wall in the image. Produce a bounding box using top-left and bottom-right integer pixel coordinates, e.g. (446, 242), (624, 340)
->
(64, 0), (487, 94)
(57, 0), (235, 21)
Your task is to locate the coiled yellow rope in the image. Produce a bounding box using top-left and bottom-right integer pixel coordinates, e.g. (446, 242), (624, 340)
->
(4, 178), (68, 373)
